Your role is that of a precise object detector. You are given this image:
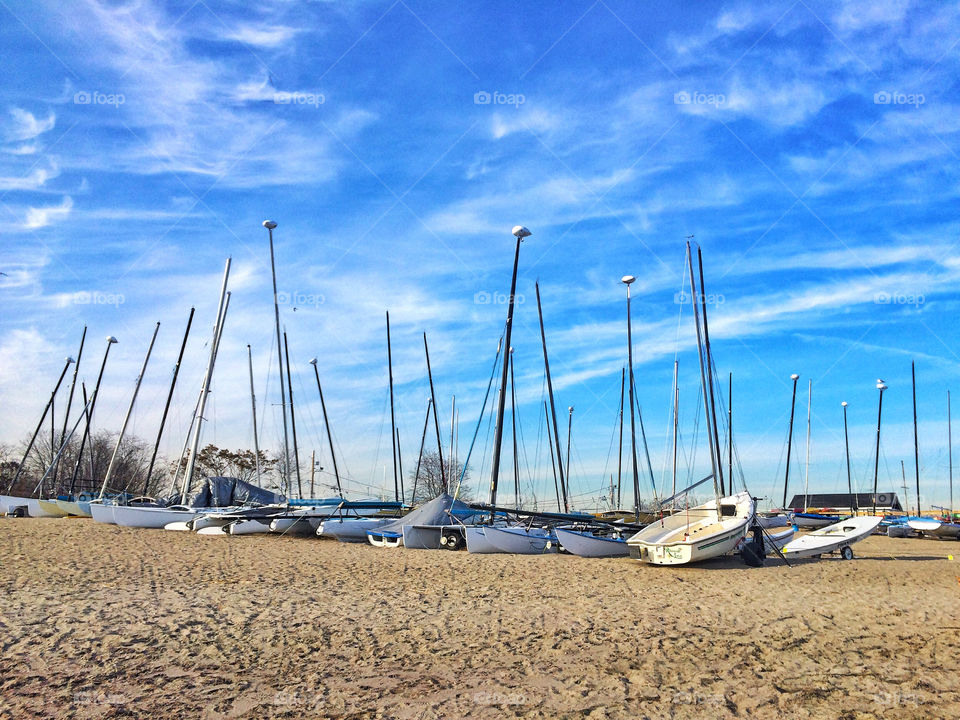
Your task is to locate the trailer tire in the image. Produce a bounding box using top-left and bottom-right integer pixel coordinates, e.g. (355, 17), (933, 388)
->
(840, 546), (854, 560)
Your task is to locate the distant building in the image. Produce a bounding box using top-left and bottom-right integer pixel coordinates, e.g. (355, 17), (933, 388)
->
(787, 492), (903, 513)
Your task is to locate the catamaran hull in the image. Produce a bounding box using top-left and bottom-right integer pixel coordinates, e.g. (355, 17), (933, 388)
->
(228, 518), (274, 535)
(907, 519), (941, 533)
(465, 526), (501, 554)
(113, 506), (200, 529)
(270, 517), (317, 535)
(791, 513), (836, 529)
(932, 522), (960, 538)
(55, 499), (91, 517)
(555, 528), (629, 558)
(483, 527), (557, 555)
(26, 498), (62, 518)
(318, 518), (391, 542)
(36, 499), (69, 517)
(1, 495), (30, 515)
(89, 502), (116, 524)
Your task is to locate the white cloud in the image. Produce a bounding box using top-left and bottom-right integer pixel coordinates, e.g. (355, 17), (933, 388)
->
(491, 109), (558, 140)
(4, 108), (56, 142)
(223, 24), (300, 48)
(23, 196), (73, 229)
(0, 162), (60, 192)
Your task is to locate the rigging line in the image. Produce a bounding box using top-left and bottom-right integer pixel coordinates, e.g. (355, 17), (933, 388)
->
(369, 382), (390, 487)
(453, 332), (504, 498)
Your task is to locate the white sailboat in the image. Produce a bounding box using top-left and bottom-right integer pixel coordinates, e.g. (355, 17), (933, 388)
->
(555, 527), (630, 557)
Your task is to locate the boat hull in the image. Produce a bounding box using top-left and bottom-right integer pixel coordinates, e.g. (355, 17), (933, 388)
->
(55, 499), (90, 517)
(465, 526), (501, 554)
(229, 518), (274, 535)
(555, 528), (629, 558)
(782, 516), (882, 559)
(317, 518), (391, 542)
(89, 502), (116, 524)
(113, 505), (200, 529)
(36, 499), (69, 517)
(483, 526), (557, 555)
(932, 522), (960, 538)
(1, 495), (31, 515)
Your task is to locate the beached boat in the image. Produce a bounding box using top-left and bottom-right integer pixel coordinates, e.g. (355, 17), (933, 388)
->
(555, 527), (629, 557)
(479, 525), (557, 554)
(781, 515), (882, 559)
(790, 511), (837, 529)
(627, 491), (754, 565)
(907, 518), (941, 534)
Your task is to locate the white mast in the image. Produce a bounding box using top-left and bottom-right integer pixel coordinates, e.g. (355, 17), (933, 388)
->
(803, 379), (812, 512)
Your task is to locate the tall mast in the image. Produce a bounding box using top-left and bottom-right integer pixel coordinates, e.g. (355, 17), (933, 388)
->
(182, 259), (231, 502)
(621, 276), (640, 522)
(509, 349), (520, 508)
(144, 308), (194, 495)
(99, 322), (160, 498)
(283, 332), (303, 497)
(728, 373), (733, 486)
(535, 279), (568, 513)
(949, 391), (953, 521)
(565, 406), (574, 489)
(685, 242), (720, 506)
(70, 336), (118, 495)
(842, 401), (854, 513)
(544, 400), (562, 512)
(6, 355), (74, 495)
(263, 220), (291, 497)
(310, 358), (342, 498)
(248, 344), (262, 487)
(617, 367), (625, 509)
(672, 360), (679, 500)
(395, 427), (404, 501)
(803, 379), (812, 513)
(54, 326), (86, 486)
(696, 246), (724, 496)
(386, 312), (399, 501)
(872, 379), (887, 515)
(912, 361), (920, 516)
(487, 225), (528, 514)
(423, 333), (446, 493)
(783, 373), (800, 508)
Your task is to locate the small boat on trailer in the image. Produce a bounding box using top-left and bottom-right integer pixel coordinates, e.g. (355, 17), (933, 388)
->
(781, 515), (882, 560)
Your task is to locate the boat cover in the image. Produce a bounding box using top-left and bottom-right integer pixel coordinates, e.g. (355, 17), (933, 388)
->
(178, 477), (284, 508)
(376, 493), (471, 533)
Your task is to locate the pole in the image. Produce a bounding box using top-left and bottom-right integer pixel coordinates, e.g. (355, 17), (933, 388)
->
(396, 427), (404, 502)
(545, 400), (562, 512)
(310, 359), (342, 498)
(622, 277), (641, 521)
(949, 391), (953, 521)
(803, 379), (811, 513)
(842, 402), (855, 513)
(536, 281), (568, 514)
(54, 326), (86, 485)
(423, 333), (446, 492)
(143, 308), (194, 495)
(565, 406), (574, 488)
(31, 395), (95, 497)
(617, 367), (625, 509)
(310, 450), (316, 498)
(99, 322), (160, 497)
(697, 246), (724, 496)
(672, 360), (679, 500)
(283, 332), (303, 497)
(247, 343), (262, 487)
(783, 374), (800, 508)
(728, 372), (733, 486)
(70, 337), (118, 494)
(386, 312), (399, 501)
(509, 350), (520, 508)
(6, 356), (74, 494)
(264, 220), (292, 497)
(912, 361), (920, 516)
(182, 258), (231, 502)
(873, 381), (887, 515)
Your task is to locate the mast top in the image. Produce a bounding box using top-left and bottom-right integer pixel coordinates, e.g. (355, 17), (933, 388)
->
(106, 336), (118, 343)
(790, 373), (799, 380)
(841, 401), (848, 407)
(621, 275), (636, 285)
(309, 357), (318, 366)
(65, 356), (75, 364)
(262, 220), (277, 230)
(512, 225), (531, 238)
(877, 379), (887, 390)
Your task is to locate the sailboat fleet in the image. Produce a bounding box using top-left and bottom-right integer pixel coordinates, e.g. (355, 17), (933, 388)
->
(2, 223), (957, 568)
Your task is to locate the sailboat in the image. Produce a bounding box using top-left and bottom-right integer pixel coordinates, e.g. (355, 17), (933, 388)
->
(627, 242), (754, 565)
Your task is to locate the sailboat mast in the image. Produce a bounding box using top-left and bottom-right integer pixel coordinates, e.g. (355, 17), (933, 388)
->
(143, 308), (194, 495)
(71, 336), (118, 495)
(872, 380), (887, 516)
(617, 367), (625, 509)
(912, 361), (920, 516)
(544, 400), (561, 512)
(396, 427), (404, 501)
(783, 374), (800, 508)
(264, 220), (291, 498)
(685, 242), (720, 504)
(248, 344), (262, 487)
(423, 333), (446, 492)
(949, 390), (954, 521)
(54, 326), (86, 486)
(565, 406), (573, 487)
(182, 258), (231, 502)
(310, 359), (342, 498)
(509, 349), (520, 508)
(696, 246), (724, 496)
(672, 360), (679, 500)
(412, 398), (431, 503)
(386, 312), (399, 501)
(283, 332), (303, 498)
(803, 379), (812, 513)
(99, 322), (160, 498)
(620, 277), (640, 522)
(842, 402), (854, 513)
(728, 373), (733, 486)
(536, 280), (568, 513)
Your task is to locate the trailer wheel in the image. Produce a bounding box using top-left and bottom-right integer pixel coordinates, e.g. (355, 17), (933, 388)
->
(444, 533), (462, 551)
(840, 546), (854, 560)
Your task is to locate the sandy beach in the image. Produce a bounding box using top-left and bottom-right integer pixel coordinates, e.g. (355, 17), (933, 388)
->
(0, 518), (958, 719)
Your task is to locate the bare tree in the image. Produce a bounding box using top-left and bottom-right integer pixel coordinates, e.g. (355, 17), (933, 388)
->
(171, 444), (278, 489)
(408, 451), (471, 504)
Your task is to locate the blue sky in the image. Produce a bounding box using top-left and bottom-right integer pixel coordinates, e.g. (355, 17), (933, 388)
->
(2, 0), (959, 511)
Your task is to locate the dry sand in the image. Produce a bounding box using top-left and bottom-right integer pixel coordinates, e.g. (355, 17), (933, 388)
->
(0, 518), (958, 719)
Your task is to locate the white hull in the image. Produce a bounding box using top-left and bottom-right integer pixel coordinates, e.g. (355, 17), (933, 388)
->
(483, 526), (557, 554)
(317, 518), (391, 542)
(163, 521), (192, 532)
(196, 525), (229, 535)
(229, 518), (274, 535)
(782, 516), (882, 559)
(465, 526), (502, 553)
(555, 528), (629, 557)
(89, 502), (116, 524)
(1, 495), (31, 515)
(36, 499), (69, 517)
(907, 519), (941, 532)
(367, 529), (403, 547)
(791, 514), (837, 529)
(55, 500), (90, 517)
(113, 505), (200, 529)
(627, 491), (754, 565)
(269, 517), (317, 535)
